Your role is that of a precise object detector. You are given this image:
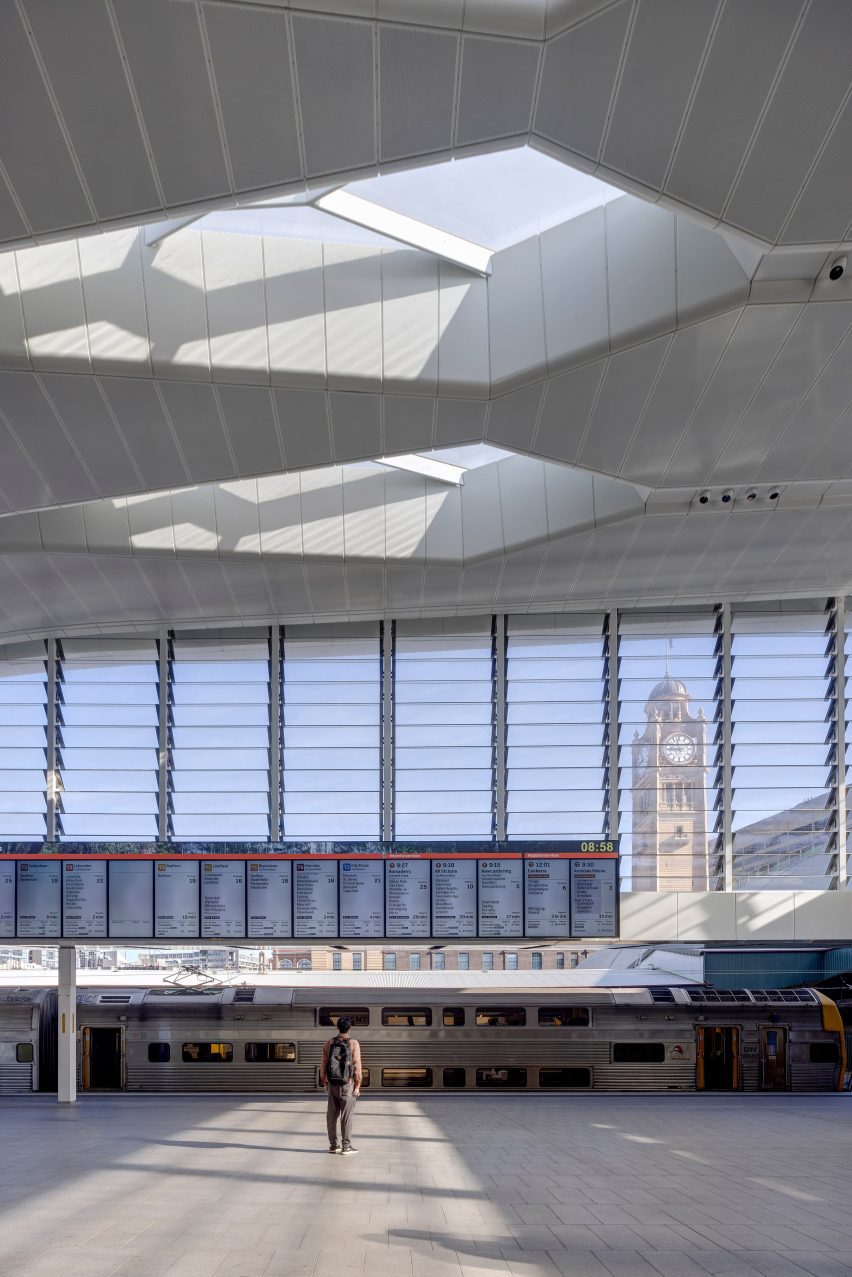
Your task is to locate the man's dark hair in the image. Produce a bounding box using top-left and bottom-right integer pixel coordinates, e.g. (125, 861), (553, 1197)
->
(336, 1016), (352, 1034)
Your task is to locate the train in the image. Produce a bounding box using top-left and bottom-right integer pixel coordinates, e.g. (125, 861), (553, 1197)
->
(0, 972), (846, 1095)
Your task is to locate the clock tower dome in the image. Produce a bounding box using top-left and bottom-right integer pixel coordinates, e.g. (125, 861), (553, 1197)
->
(631, 674), (709, 891)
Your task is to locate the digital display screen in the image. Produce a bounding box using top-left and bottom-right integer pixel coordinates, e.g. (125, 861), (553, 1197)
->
(570, 859), (617, 937)
(524, 856), (571, 937)
(293, 859), (338, 937)
(339, 859), (384, 937)
(431, 858), (477, 937)
(16, 860), (61, 938)
(154, 860), (200, 938)
(0, 863), (14, 938)
(246, 859), (292, 938)
(62, 860), (107, 938)
(108, 860), (154, 938)
(200, 860), (245, 938)
(478, 858), (523, 937)
(385, 857), (430, 937)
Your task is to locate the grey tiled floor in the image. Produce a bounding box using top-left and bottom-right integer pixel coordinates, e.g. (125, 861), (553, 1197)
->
(0, 1094), (850, 1277)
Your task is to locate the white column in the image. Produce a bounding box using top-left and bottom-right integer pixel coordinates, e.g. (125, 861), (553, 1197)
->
(57, 945), (77, 1103)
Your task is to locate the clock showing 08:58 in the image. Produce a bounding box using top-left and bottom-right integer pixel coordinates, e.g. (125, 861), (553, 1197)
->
(663, 732), (695, 764)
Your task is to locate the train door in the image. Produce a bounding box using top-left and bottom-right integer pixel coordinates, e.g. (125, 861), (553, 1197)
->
(696, 1026), (740, 1090)
(81, 1026), (125, 1090)
(759, 1026), (788, 1090)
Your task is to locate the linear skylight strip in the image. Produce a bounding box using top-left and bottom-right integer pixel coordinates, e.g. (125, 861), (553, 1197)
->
(376, 454), (466, 485)
(316, 190), (493, 275)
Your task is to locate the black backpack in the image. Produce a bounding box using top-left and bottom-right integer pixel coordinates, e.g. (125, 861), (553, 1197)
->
(326, 1035), (353, 1084)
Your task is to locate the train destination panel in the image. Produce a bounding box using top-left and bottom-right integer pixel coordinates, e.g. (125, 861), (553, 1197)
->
(524, 856), (571, 937)
(108, 860), (154, 938)
(0, 842), (618, 939)
(570, 858), (617, 937)
(246, 859), (292, 938)
(0, 862), (14, 938)
(385, 857), (430, 937)
(154, 860), (200, 938)
(339, 858), (384, 938)
(293, 859), (338, 937)
(478, 857), (523, 936)
(431, 857), (476, 937)
(16, 861), (60, 937)
(62, 860), (107, 938)
(200, 860), (245, 938)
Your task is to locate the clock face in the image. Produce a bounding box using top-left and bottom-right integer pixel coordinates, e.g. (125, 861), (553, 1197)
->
(663, 733), (695, 765)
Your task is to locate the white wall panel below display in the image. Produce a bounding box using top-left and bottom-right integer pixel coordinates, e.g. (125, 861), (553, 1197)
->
(618, 891), (852, 942)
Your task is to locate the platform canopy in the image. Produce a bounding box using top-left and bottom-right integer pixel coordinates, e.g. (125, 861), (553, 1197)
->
(2, 1), (852, 638)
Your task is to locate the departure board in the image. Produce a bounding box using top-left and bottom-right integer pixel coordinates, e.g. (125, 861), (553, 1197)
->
(109, 860), (154, 938)
(200, 860), (245, 938)
(431, 857), (476, 937)
(154, 860), (200, 938)
(16, 860), (60, 937)
(339, 859), (384, 938)
(570, 858), (617, 937)
(0, 841), (619, 940)
(385, 857), (430, 937)
(246, 859), (292, 938)
(293, 859), (338, 937)
(524, 855), (571, 937)
(0, 862), (13, 938)
(62, 860), (107, 938)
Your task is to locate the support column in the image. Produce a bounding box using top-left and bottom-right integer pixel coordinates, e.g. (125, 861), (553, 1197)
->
(834, 597), (847, 890)
(57, 945), (77, 1103)
(721, 603), (734, 892)
(494, 614), (506, 842)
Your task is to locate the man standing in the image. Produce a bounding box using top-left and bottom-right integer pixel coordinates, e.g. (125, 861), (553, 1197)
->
(319, 1015), (362, 1154)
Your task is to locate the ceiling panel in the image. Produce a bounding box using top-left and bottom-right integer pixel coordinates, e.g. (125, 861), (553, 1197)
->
(216, 385), (283, 478)
(112, 0), (230, 206)
(100, 379), (189, 492)
(379, 25), (458, 161)
(485, 382), (544, 452)
(291, 14), (375, 176)
(578, 335), (671, 476)
(0, 370), (96, 505)
(540, 206), (609, 369)
(534, 358), (606, 465)
(384, 395), (435, 456)
(39, 373), (141, 498)
(157, 381), (235, 485)
(274, 387), (333, 471)
(456, 36), (539, 146)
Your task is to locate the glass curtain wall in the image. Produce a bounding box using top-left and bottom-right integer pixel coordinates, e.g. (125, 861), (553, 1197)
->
(506, 615), (608, 839)
(280, 623), (381, 839)
(731, 604), (836, 889)
(169, 633), (271, 839)
(394, 618), (495, 839)
(617, 611), (722, 892)
(57, 639), (159, 841)
(0, 641), (47, 840)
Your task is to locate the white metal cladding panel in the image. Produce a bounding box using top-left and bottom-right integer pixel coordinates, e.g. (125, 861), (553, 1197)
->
(378, 25), (458, 161)
(112, 0), (230, 207)
(783, 93), (852, 245)
(39, 372), (142, 498)
(99, 379), (188, 493)
(202, 3), (301, 193)
(158, 380), (236, 485)
(201, 233), (269, 386)
(577, 335), (671, 477)
(22, 0), (160, 221)
(265, 239), (327, 389)
(141, 233), (211, 381)
(456, 36), (539, 147)
(217, 386), (283, 480)
(604, 201), (676, 348)
(76, 230), (151, 377)
(291, 14), (376, 176)
(540, 208), (609, 371)
(534, 1), (631, 159)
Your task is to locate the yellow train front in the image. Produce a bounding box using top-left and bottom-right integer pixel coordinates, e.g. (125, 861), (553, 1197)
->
(0, 977), (846, 1095)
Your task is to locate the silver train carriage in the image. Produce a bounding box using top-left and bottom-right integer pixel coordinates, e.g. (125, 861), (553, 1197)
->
(0, 981), (846, 1095)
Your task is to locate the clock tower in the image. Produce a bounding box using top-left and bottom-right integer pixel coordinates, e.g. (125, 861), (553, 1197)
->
(631, 675), (709, 891)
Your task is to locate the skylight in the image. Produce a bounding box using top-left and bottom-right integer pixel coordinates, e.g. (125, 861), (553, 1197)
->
(317, 189), (492, 274)
(374, 444), (511, 485)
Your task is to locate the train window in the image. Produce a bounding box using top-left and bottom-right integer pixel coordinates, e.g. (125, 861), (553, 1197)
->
(612, 1042), (665, 1063)
(381, 1007), (432, 1026)
(539, 1067), (591, 1088)
(538, 1007), (590, 1027)
(475, 1007), (526, 1027)
(809, 1042), (840, 1064)
(318, 1008), (370, 1028)
(476, 1067), (527, 1088)
(381, 1068), (433, 1088)
(443, 1007), (465, 1026)
(245, 1043), (296, 1063)
(443, 1067), (466, 1087)
(360, 1067), (370, 1088)
(147, 1043), (170, 1063)
(15, 1043), (33, 1063)
(182, 1042), (233, 1063)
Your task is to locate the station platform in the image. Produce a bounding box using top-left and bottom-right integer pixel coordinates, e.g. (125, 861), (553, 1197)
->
(0, 1094), (849, 1277)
